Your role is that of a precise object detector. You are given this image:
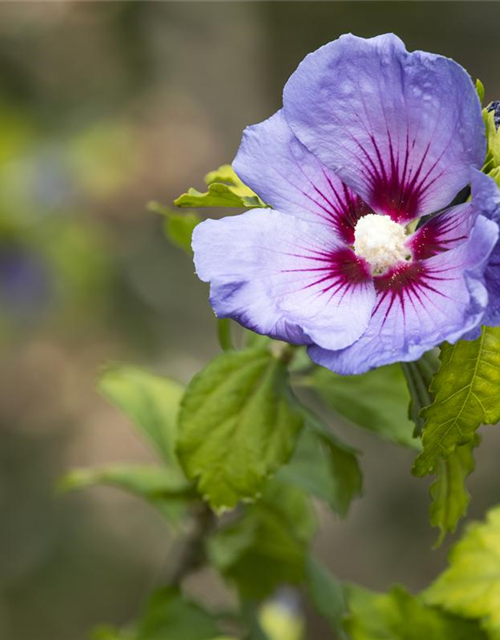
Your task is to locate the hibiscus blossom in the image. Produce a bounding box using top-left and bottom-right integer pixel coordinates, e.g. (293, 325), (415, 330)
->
(192, 34), (500, 374)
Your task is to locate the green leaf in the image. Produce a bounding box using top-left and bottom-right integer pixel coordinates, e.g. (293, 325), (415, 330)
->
(244, 330), (272, 349)
(312, 364), (419, 449)
(59, 464), (191, 523)
(425, 505), (500, 638)
(489, 166), (500, 189)
(279, 419), (362, 517)
(207, 481), (315, 599)
(92, 627), (133, 640)
(165, 212), (201, 255)
(99, 365), (184, 466)
(287, 346), (313, 373)
(59, 464), (189, 496)
(174, 183), (253, 208)
(413, 327), (500, 476)
(204, 164), (257, 198)
(306, 557), (349, 640)
(476, 79), (485, 104)
(136, 586), (221, 640)
(149, 201), (201, 255)
(345, 585), (486, 640)
(429, 437), (478, 547)
(177, 347), (304, 511)
(174, 164), (265, 209)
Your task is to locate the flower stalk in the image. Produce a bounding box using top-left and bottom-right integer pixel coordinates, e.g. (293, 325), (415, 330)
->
(401, 350), (440, 436)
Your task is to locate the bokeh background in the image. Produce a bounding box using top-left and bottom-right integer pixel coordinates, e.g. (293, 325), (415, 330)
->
(1, 3), (500, 639)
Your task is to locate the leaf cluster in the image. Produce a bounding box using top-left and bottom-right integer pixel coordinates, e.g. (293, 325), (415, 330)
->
(62, 337), (365, 639)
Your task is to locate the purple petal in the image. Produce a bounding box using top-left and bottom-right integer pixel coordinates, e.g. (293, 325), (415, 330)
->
(233, 110), (370, 244)
(192, 209), (376, 350)
(476, 172), (500, 326)
(483, 243), (500, 327)
(283, 34), (485, 222)
(309, 215), (498, 374)
(409, 169), (495, 260)
(409, 203), (474, 260)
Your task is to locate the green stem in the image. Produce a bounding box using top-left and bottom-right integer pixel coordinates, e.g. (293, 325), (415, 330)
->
(290, 375), (315, 388)
(401, 351), (439, 437)
(217, 318), (234, 351)
(269, 341), (297, 365)
(164, 501), (215, 585)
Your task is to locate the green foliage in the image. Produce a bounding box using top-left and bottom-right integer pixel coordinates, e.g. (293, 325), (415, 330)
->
(59, 464), (188, 497)
(99, 365), (184, 466)
(149, 201), (201, 255)
(344, 585), (486, 640)
(92, 627), (133, 640)
(174, 164), (265, 209)
(306, 558), (348, 640)
(98, 587), (222, 640)
(489, 166), (500, 189)
(165, 212), (201, 255)
(59, 464), (191, 523)
(177, 346), (304, 511)
(136, 587), (222, 640)
(207, 481), (315, 599)
(476, 79), (485, 104)
(245, 331), (273, 349)
(312, 364), (419, 449)
(174, 183), (252, 208)
(429, 438), (477, 547)
(425, 505), (500, 638)
(69, 366), (193, 523)
(279, 417), (362, 517)
(413, 328), (500, 476)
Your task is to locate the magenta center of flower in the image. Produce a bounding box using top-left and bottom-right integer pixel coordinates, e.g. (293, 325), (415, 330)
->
(353, 214), (412, 275)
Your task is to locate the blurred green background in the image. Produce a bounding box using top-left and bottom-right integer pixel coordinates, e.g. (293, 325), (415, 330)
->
(1, 3), (500, 639)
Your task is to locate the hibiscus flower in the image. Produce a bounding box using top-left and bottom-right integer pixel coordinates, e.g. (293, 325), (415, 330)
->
(193, 34), (500, 374)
